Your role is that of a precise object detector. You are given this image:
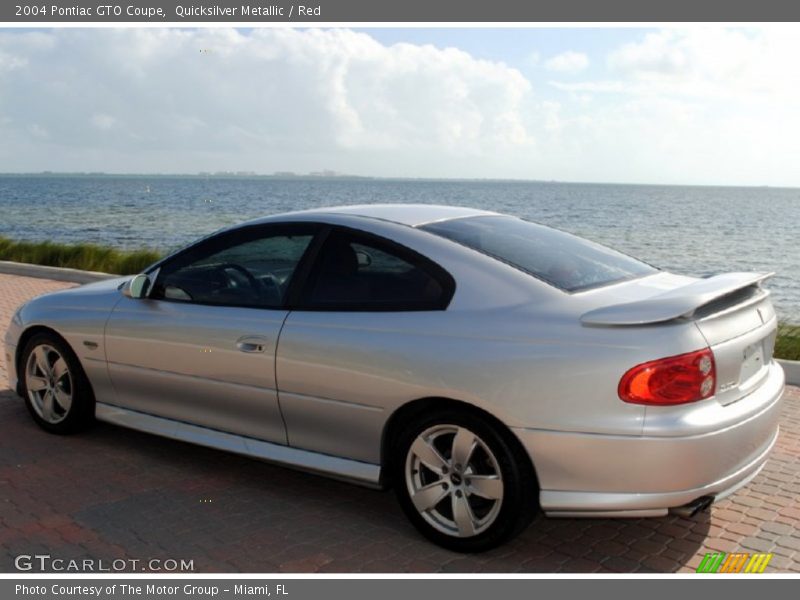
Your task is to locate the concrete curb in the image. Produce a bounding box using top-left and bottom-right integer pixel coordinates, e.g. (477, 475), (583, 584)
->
(0, 260), (115, 284)
(778, 359), (800, 387)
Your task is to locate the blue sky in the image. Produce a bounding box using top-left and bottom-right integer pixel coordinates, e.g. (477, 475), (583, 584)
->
(361, 28), (632, 101)
(1, 27), (798, 186)
(362, 27), (639, 68)
(360, 28), (662, 129)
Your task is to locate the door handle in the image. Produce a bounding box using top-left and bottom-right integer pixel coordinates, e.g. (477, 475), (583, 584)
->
(236, 336), (268, 353)
(237, 342), (265, 353)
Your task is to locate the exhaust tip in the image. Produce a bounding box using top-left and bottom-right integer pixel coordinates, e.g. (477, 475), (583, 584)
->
(669, 495), (715, 518)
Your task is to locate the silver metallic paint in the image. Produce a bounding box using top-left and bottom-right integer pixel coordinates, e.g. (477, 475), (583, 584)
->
(94, 402), (382, 487)
(104, 297), (289, 444)
(4, 205), (785, 517)
(580, 272), (775, 325)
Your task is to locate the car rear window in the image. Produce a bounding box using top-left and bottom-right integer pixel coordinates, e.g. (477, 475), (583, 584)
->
(420, 215), (657, 292)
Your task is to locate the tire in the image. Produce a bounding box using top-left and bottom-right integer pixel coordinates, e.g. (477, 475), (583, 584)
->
(19, 332), (95, 434)
(391, 409), (538, 552)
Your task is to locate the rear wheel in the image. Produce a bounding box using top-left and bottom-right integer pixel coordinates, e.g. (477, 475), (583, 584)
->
(392, 409), (537, 552)
(20, 332), (94, 434)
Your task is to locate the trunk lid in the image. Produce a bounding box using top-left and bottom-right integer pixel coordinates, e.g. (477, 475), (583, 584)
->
(694, 289), (777, 406)
(579, 272), (778, 407)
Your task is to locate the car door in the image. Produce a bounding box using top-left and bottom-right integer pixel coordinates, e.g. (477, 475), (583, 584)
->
(276, 226), (456, 462)
(104, 223), (320, 444)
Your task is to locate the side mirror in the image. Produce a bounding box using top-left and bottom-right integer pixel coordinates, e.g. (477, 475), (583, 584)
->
(124, 274), (152, 299)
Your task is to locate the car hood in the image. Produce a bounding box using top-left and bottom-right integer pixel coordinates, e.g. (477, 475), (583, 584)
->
(19, 275), (128, 317)
(53, 275), (128, 295)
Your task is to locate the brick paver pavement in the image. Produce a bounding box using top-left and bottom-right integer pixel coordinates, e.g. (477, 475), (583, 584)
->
(1, 272), (799, 573)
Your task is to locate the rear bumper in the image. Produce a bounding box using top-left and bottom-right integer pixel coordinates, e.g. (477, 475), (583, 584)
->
(512, 361), (785, 517)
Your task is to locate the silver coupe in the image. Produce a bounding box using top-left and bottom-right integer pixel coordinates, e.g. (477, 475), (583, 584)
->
(4, 205), (785, 551)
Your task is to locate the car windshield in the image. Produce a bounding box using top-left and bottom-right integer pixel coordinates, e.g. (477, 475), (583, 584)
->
(420, 215), (658, 292)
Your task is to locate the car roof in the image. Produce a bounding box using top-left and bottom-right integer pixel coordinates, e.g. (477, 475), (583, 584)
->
(269, 204), (499, 227)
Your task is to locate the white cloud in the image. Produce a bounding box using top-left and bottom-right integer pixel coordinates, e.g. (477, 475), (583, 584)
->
(1, 28), (800, 186)
(544, 51), (589, 73)
(0, 28), (537, 176)
(604, 28), (800, 101)
(0, 49), (26, 72)
(28, 123), (48, 139)
(91, 113), (116, 130)
(535, 28), (800, 186)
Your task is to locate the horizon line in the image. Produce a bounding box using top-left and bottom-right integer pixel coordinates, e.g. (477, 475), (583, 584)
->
(0, 171), (796, 191)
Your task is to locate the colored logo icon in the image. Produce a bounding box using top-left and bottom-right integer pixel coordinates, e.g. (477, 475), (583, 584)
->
(696, 552), (773, 573)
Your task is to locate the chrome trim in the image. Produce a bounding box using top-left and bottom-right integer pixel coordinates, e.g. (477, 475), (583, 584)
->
(94, 402), (382, 488)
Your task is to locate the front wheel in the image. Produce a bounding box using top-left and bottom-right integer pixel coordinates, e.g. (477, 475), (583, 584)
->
(20, 332), (95, 434)
(392, 410), (537, 552)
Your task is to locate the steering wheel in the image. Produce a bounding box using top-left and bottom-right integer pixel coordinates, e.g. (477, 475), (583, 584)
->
(218, 263), (262, 295)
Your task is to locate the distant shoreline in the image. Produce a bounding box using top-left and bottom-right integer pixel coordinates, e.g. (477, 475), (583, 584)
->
(0, 172), (795, 191)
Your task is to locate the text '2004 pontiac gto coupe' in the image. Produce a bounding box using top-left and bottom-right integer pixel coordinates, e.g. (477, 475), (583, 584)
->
(4, 205), (784, 551)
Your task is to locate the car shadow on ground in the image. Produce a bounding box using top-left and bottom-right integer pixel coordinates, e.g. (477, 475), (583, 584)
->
(0, 391), (709, 573)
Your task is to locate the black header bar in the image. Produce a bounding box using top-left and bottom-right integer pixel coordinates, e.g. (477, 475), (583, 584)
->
(3, 0), (800, 23)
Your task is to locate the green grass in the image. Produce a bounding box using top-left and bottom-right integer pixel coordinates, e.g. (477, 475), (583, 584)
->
(0, 236), (162, 276)
(776, 323), (800, 361)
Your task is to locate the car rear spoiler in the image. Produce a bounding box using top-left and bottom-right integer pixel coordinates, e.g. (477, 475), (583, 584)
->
(580, 272), (774, 326)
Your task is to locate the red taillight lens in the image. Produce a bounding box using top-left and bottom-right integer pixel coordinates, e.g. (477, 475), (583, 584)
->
(618, 348), (716, 405)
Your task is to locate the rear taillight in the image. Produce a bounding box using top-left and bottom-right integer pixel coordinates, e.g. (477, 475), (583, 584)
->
(618, 348), (716, 405)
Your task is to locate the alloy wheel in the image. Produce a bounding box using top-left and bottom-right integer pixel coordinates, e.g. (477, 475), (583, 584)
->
(25, 344), (73, 424)
(404, 424), (504, 538)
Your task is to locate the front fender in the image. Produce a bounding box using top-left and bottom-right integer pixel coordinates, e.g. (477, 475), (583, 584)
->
(6, 278), (127, 402)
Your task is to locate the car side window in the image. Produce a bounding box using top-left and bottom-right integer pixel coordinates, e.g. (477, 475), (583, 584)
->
(300, 229), (454, 311)
(150, 227), (315, 309)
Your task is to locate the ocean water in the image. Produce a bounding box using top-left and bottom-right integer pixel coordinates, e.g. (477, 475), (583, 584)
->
(1, 175), (798, 322)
